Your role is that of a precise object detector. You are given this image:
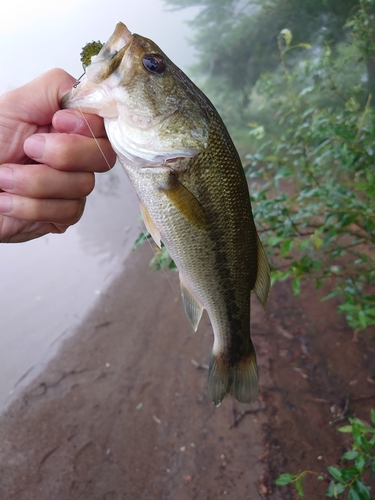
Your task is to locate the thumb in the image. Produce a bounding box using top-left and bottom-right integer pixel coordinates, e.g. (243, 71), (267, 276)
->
(2, 68), (76, 126)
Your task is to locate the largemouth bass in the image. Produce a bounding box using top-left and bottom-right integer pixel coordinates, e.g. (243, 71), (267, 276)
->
(62, 22), (270, 405)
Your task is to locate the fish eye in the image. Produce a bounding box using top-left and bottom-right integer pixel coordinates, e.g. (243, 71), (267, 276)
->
(142, 54), (165, 75)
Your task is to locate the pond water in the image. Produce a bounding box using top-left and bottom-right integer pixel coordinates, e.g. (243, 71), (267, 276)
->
(0, 162), (140, 408)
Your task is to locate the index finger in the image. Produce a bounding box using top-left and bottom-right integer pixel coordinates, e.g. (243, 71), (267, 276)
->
(52, 109), (108, 139)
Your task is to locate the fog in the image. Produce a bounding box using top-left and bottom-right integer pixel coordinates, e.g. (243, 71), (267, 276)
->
(0, 0), (199, 93)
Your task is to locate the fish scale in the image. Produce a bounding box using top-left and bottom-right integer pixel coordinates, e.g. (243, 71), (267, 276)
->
(62, 21), (270, 405)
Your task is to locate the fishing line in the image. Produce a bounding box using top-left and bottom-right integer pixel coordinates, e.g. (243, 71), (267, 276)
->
(71, 83), (113, 172)
(69, 81), (178, 297)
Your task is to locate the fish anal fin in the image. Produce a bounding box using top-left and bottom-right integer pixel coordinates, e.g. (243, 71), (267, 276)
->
(208, 350), (259, 406)
(161, 174), (207, 230)
(179, 274), (204, 331)
(140, 204), (161, 248)
(254, 233), (270, 310)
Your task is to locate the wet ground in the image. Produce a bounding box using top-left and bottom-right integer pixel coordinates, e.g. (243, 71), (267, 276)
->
(1, 227), (374, 498)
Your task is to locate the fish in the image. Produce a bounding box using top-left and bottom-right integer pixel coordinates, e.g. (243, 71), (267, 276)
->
(62, 22), (270, 405)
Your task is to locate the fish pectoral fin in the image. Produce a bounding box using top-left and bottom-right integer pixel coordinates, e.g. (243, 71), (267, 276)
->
(253, 233), (270, 309)
(179, 274), (204, 331)
(208, 349), (259, 406)
(140, 204), (161, 248)
(161, 176), (207, 230)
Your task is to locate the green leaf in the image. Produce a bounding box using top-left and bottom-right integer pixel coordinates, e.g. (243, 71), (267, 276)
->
(299, 85), (314, 97)
(296, 43), (312, 49)
(292, 277), (301, 297)
(341, 466), (360, 481)
(371, 409), (375, 426)
(338, 425), (353, 433)
(275, 473), (295, 485)
(265, 155), (279, 162)
(268, 236), (284, 247)
(281, 239), (294, 256)
(327, 481), (345, 497)
(358, 310), (367, 329)
(352, 425), (363, 448)
(327, 466), (343, 482)
(280, 28), (293, 47)
(133, 231), (151, 250)
(353, 479), (371, 500)
(343, 450), (359, 460)
(355, 454), (366, 471)
(295, 477), (305, 498)
(348, 488), (361, 500)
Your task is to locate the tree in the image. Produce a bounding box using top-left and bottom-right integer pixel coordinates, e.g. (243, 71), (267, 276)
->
(165, 0), (374, 110)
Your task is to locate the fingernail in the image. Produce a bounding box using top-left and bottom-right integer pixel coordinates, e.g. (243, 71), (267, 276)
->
(0, 167), (14, 190)
(54, 110), (81, 133)
(24, 135), (45, 160)
(0, 195), (12, 213)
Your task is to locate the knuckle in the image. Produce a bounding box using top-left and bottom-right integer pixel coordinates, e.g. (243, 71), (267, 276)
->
(65, 198), (86, 225)
(81, 173), (95, 196)
(52, 139), (75, 169)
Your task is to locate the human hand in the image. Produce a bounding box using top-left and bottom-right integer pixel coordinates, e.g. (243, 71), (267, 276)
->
(0, 68), (116, 243)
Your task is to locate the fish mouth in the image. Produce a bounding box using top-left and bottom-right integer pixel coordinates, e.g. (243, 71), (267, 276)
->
(61, 22), (134, 112)
(90, 21), (133, 69)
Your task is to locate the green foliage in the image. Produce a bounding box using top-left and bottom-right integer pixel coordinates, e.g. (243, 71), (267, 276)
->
(164, 0), (362, 128)
(246, 2), (375, 332)
(133, 230), (177, 271)
(149, 243), (177, 271)
(345, 1), (375, 58)
(275, 410), (375, 498)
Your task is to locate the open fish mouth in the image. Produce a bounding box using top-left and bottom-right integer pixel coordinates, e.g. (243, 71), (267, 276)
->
(61, 23), (134, 114)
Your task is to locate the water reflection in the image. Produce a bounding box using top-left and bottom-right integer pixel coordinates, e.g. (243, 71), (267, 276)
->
(77, 163), (140, 263)
(0, 162), (140, 408)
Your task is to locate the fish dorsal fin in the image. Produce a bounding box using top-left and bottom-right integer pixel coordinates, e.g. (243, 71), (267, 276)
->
(179, 274), (204, 331)
(161, 175), (207, 230)
(140, 204), (161, 248)
(254, 233), (270, 309)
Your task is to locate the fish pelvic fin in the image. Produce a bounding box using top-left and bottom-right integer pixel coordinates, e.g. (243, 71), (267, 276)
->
(253, 233), (270, 310)
(207, 350), (259, 406)
(140, 204), (161, 248)
(180, 274), (204, 331)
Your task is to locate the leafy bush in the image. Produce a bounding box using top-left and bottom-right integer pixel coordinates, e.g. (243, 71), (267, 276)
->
(246, 9), (375, 333)
(275, 409), (375, 498)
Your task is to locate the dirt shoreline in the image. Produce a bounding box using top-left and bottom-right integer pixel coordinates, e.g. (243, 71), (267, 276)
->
(0, 244), (374, 499)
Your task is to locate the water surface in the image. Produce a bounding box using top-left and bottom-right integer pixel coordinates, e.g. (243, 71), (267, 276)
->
(0, 163), (140, 407)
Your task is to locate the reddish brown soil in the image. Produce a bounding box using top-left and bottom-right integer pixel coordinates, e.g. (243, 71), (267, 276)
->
(0, 244), (374, 499)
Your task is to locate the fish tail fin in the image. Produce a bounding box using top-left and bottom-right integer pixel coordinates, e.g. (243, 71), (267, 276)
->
(207, 350), (258, 406)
